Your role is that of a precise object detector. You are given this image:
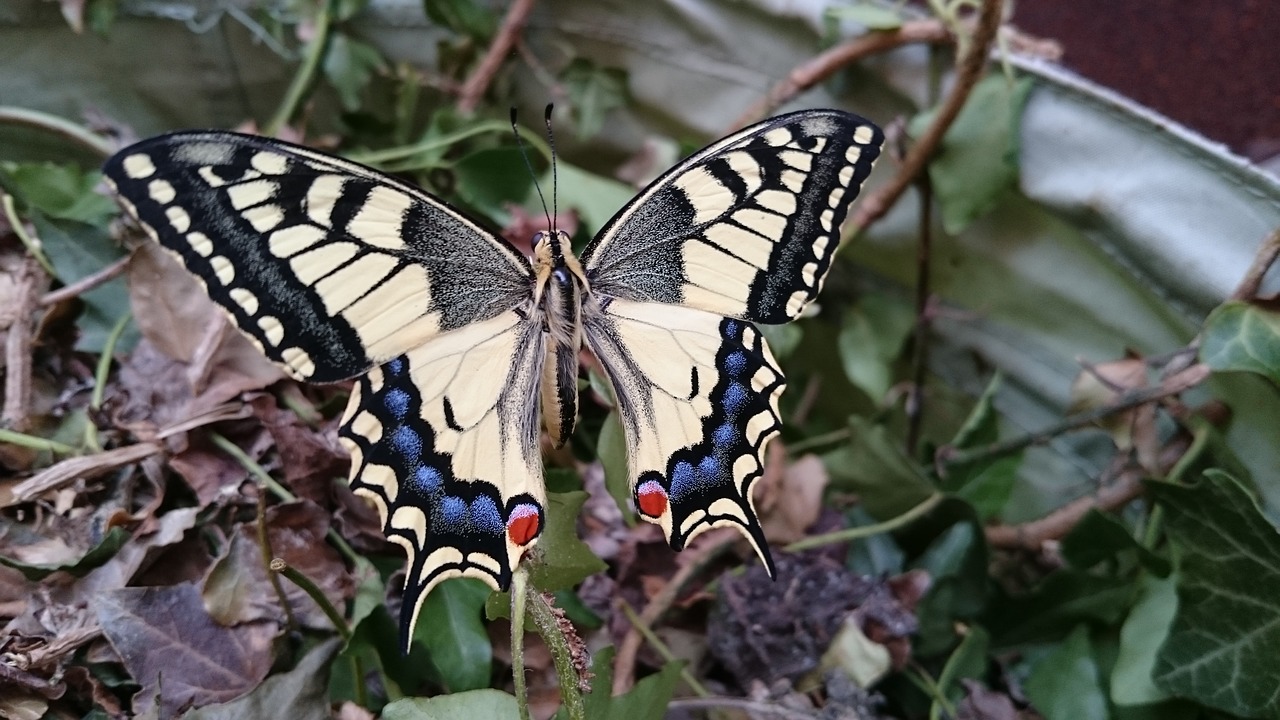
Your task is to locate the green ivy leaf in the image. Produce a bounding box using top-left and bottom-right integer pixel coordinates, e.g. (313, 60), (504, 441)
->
(560, 59), (628, 140)
(1149, 470), (1280, 718)
(1, 162), (117, 225)
(1112, 574), (1178, 706)
(454, 146), (535, 218)
(758, 323), (802, 361)
(324, 33), (386, 112)
(597, 411), (633, 522)
(415, 577), (492, 692)
(1025, 625), (1108, 720)
(383, 690), (519, 720)
(984, 570), (1130, 646)
(1060, 510), (1170, 576)
(836, 292), (914, 402)
(910, 74), (1033, 234)
(31, 213), (136, 352)
(547, 162), (634, 234)
(554, 646), (682, 720)
(421, 0), (497, 40)
(1200, 300), (1280, 387)
(939, 375), (1020, 519)
(530, 491), (608, 592)
(821, 415), (934, 518)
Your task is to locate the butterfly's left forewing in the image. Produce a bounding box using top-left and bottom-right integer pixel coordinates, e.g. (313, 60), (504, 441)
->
(340, 309), (546, 647)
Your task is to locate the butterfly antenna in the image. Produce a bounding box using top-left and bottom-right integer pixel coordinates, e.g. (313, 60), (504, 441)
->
(510, 107), (553, 234)
(544, 103), (558, 235)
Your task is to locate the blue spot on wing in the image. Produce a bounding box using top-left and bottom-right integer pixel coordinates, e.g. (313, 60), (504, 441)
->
(724, 351), (747, 377)
(391, 426), (423, 462)
(714, 422), (735, 447)
(384, 388), (411, 420)
(469, 496), (503, 534)
(722, 382), (748, 415)
(413, 465), (442, 494)
(698, 455), (721, 479)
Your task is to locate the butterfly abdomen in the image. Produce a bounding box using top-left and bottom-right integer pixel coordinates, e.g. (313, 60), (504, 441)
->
(534, 231), (589, 447)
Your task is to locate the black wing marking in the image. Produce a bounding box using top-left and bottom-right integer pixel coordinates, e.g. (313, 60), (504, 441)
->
(581, 109), (883, 324)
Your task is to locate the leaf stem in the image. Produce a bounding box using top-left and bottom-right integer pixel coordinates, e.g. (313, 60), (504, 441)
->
(265, 0), (337, 136)
(785, 492), (943, 552)
(527, 590), (585, 720)
(2, 193), (55, 276)
(0, 106), (114, 157)
(511, 567), (532, 720)
(0, 428), (77, 455)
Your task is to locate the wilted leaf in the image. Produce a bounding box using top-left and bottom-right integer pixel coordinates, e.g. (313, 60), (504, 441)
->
(1025, 625), (1108, 720)
(1200, 301), (1280, 387)
(911, 74), (1034, 234)
(95, 583), (275, 718)
(179, 638), (341, 720)
(0, 525), (128, 580)
(1150, 471), (1280, 717)
(759, 454), (828, 544)
(817, 618), (891, 688)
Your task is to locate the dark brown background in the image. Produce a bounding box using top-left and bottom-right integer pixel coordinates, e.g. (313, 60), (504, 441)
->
(1014, 0), (1280, 167)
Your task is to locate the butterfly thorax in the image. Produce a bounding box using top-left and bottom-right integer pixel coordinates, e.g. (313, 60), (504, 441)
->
(532, 230), (589, 448)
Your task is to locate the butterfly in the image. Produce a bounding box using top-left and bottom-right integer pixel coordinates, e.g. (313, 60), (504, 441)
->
(102, 109), (883, 649)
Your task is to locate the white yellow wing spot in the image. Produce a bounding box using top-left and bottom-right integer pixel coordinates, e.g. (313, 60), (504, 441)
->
(778, 150), (813, 172)
(854, 125), (876, 145)
(703, 223), (772, 269)
(251, 151), (290, 175)
(122, 154), (156, 179)
(673, 167), (728, 225)
(209, 255), (236, 285)
(187, 232), (214, 257)
(281, 346), (316, 377)
(838, 166), (854, 185)
(290, 241), (361, 286)
(780, 169), (806, 193)
(269, 224), (327, 259)
(148, 179), (176, 204)
(754, 189), (796, 216)
(244, 204), (285, 233)
(347, 187), (412, 250)
(724, 152), (764, 194)
(762, 127), (793, 146)
(306, 175), (346, 226)
(165, 206), (191, 233)
(227, 179), (278, 211)
(257, 314), (285, 345)
(819, 208), (835, 232)
(845, 145), (863, 164)
(229, 287), (259, 315)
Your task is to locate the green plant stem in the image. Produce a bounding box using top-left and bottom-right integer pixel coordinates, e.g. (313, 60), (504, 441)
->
(786, 427), (851, 454)
(265, 0), (337, 135)
(346, 121), (553, 168)
(0, 428), (76, 455)
(260, 493), (300, 639)
(274, 559), (352, 642)
(210, 432), (361, 565)
(619, 600), (708, 697)
(785, 493), (942, 552)
(526, 590), (585, 720)
(511, 567), (532, 720)
(84, 311), (131, 451)
(2, 193), (55, 276)
(0, 106), (115, 157)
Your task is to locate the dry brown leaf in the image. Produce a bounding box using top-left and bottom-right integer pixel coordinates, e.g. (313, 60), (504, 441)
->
(759, 454), (829, 545)
(11, 442), (163, 503)
(94, 582), (275, 717)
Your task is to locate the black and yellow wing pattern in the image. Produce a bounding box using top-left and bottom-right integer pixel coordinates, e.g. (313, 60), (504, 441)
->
(103, 109), (882, 648)
(103, 132), (548, 644)
(581, 110), (883, 573)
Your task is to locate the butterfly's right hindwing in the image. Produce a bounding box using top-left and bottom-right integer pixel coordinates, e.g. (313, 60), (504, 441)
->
(103, 131), (533, 383)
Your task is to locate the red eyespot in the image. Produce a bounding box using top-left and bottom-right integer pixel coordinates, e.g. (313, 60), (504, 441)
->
(507, 504), (542, 546)
(636, 480), (668, 518)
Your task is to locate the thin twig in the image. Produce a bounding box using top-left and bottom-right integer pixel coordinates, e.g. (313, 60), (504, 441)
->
(785, 492), (943, 552)
(984, 467), (1147, 550)
(935, 363), (1210, 474)
(265, 0), (337, 136)
(457, 0), (538, 114)
(844, 0), (1006, 237)
(668, 697), (825, 720)
(731, 19), (953, 129)
(905, 174), (934, 456)
(2, 256), (47, 430)
(1231, 226), (1280, 301)
(612, 530), (740, 694)
(261, 498), (299, 639)
(617, 600), (710, 697)
(0, 106), (115, 158)
(41, 256), (129, 307)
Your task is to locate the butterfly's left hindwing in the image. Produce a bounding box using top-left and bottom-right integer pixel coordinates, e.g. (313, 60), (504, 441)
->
(585, 300), (783, 572)
(340, 310), (546, 647)
(581, 110), (883, 324)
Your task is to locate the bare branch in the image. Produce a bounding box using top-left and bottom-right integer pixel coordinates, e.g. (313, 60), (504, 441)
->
(457, 0), (539, 114)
